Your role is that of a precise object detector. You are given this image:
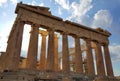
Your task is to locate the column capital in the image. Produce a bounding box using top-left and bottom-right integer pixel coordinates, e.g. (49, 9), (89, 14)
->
(84, 38), (92, 47)
(60, 31), (69, 35)
(39, 30), (48, 36)
(72, 35), (80, 39)
(54, 34), (58, 39)
(17, 19), (25, 24)
(83, 38), (91, 41)
(31, 23), (40, 27)
(15, 16), (25, 24)
(93, 40), (106, 46)
(47, 28), (55, 32)
(93, 41), (103, 46)
(103, 42), (109, 46)
(30, 24), (39, 34)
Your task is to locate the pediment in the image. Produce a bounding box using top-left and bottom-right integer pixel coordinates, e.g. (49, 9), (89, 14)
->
(15, 2), (51, 15)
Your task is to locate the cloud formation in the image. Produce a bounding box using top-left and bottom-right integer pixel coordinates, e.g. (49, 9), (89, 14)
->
(58, 7), (62, 15)
(55, 0), (70, 10)
(67, 0), (93, 25)
(0, 0), (7, 6)
(109, 45), (120, 61)
(10, 0), (17, 4)
(39, 3), (44, 6)
(92, 9), (112, 29)
(54, 0), (113, 29)
(71, 0), (93, 17)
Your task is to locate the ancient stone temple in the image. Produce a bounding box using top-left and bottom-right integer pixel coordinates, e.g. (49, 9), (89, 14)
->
(0, 2), (119, 81)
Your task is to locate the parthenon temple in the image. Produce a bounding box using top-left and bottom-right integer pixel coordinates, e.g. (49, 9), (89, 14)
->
(0, 2), (119, 81)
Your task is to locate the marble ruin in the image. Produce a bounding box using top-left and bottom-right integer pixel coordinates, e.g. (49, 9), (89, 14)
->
(0, 2), (119, 81)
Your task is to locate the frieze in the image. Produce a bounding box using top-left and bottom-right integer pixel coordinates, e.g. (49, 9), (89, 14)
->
(19, 6), (109, 44)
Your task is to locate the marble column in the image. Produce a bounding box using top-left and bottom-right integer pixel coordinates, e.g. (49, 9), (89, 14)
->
(46, 29), (54, 71)
(85, 39), (95, 75)
(95, 42), (105, 76)
(54, 34), (59, 71)
(26, 24), (39, 69)
(39, 33), (47, 70)
(74, 36), (83, 73)
(4, 19), (25, 70)
(103, 44), (114, 76)
(62, 33), (70, 72)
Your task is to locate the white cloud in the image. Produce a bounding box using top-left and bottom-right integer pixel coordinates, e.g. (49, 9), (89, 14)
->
(0, 0), (7, 6)
(28, 0), (36, 5)
(55, 0), (70, 10)
(28, 0), (44, 6)
(58, 7), (62, 15)
(39, 3), (44, 6)
(10, 0), (17, 4)
(31, 0), (36, 5)
(67, 0), (93, 26)
(92, 9), (112, 29)
(66, 0), (112, 29)
(109, 45), (120, 61)
(71, 0), (92, 17)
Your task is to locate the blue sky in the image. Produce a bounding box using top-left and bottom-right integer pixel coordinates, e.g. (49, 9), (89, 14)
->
(0, 0), (120, 76)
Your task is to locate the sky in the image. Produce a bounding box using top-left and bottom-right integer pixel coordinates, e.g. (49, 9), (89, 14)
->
(0, 0), (120, 76)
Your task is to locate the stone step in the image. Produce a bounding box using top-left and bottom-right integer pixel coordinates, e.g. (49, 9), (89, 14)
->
(0, 74), (34, 81)
(0, 79), (28, 81)
(0, 72), (18, 76)
(0, 79), (11, 81)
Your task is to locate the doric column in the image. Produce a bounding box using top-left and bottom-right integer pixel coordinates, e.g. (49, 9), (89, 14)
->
(39, 30), (48, 70)
(84, 39), (95, 75)
(26, 24), (39, 69)
(62, 32), (70, 72)
(3, 19), (25, 70)
(103, 43), (114, 76)
(46, 29), (54, 71)
(54, 34), (59, 71)
(74, 36), (83, 73)
(94, 42), (105, 76)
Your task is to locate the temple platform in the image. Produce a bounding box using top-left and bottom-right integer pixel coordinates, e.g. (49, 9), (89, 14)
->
(0, 69), (119, 81)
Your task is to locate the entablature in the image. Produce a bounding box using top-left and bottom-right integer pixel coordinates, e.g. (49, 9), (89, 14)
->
(16, 2), (110, 44)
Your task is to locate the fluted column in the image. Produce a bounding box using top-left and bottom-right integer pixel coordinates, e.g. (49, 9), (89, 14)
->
(46, 29), (54, 71)
(103, 43), (114, 76)
(74, 36), (83, 73)
(4, 19), (25, 70)
(85, 39), (95, 75)
(39, 32), (47, 70)
(54, 34), (59, 71)
(62, 33), (70, 72)
(95, 42), (105, 76)
(26, 24), (39, 69)
(0, 17), (25, 70)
